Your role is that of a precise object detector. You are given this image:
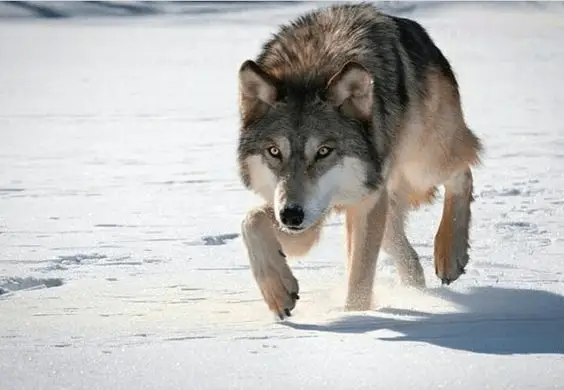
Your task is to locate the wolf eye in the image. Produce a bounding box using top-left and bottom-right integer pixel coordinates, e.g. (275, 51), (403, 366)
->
(316, 146), (333, 160)
(267, 146), (281, 158)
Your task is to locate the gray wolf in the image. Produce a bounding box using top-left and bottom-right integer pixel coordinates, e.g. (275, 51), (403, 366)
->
(236, 3), (482, 319)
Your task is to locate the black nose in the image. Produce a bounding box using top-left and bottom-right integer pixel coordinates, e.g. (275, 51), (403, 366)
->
(279, 204), (304, 228)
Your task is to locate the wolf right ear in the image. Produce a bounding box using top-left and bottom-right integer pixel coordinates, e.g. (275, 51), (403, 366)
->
(239, 60), (277, 123)
(326, 61), (373, 121)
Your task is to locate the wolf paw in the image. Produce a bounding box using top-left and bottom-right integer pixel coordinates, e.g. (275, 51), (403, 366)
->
(254, 255), (300, 320)
(258, 277), (299, 320)
(435, 253), (468, 286)
(400, 261), (427, 289)
(344, 286), (372, 312)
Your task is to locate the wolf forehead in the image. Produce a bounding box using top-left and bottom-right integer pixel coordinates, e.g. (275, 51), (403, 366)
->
(241, 93), (363, 134)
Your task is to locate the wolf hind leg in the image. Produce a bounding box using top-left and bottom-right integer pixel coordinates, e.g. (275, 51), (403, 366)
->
(434, 167), (474, 285)
(382, 193), (426, 288)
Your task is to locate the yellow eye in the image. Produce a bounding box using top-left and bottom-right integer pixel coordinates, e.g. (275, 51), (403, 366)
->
(268, 146), (281, 158)
(316, 146), (333, 159)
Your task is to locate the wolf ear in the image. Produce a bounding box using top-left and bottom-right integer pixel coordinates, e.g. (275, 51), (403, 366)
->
(326, 62), (373, 120)
(239, 60), (277, 124)
(239, 60), (276, 109)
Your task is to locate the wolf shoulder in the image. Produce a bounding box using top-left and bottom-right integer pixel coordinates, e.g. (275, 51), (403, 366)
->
(390, 14), (458, 86)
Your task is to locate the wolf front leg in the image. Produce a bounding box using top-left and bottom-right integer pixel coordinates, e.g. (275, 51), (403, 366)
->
(241, 206), (300, 319)
(344, 191), (388, 311)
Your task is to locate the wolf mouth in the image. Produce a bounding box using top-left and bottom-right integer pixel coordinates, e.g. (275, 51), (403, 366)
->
(281, 225), (305, 234)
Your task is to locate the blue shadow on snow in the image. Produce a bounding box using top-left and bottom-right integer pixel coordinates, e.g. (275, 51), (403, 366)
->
(283, 286), (564, 355)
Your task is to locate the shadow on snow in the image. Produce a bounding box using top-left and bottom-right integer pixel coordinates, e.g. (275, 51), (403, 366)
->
(283, 286), (564, 355)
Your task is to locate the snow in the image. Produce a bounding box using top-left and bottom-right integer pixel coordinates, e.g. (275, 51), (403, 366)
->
(1, 2), (564, 389)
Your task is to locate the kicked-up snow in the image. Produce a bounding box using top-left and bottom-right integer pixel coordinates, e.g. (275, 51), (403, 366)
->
(0, 2), (563, 389)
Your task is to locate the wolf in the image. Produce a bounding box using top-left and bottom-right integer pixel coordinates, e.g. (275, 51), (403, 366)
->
(236, 3), (482, 319)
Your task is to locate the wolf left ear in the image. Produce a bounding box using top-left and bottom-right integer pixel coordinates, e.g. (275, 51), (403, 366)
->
(326, 61), (373, 120)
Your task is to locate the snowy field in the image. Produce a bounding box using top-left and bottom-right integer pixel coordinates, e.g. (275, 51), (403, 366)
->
(1, 2), (564, 389)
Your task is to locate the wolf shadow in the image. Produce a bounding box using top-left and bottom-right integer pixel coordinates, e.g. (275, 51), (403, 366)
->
(283, 286), (564, 355)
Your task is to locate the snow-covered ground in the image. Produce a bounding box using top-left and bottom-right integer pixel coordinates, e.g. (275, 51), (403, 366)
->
(1, 2), (564, 389)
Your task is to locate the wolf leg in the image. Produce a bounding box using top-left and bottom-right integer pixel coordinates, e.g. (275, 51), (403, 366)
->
(241, 205), (319, 319)
(344, 191), (388, 311)
(382, 194), (426, 288)
(434, 167), (474, 285)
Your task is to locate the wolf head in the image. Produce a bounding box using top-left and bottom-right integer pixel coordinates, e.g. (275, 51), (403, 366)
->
(237, 60), (385, 233)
